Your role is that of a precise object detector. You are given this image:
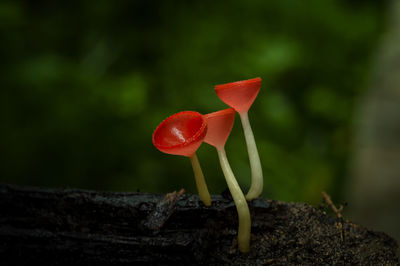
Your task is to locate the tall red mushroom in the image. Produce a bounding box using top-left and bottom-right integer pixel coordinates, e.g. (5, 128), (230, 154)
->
(153, 111), (211, 206)
(215, 78), (263, 201)
(204, 108), (251, 253)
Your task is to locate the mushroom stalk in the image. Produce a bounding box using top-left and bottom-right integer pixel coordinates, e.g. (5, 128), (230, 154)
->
(239, 111), (263, 201)
(217, 146), (251, 253)
(189, 153), (211, 206)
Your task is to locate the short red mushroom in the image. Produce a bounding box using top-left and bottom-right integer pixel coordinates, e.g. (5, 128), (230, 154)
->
(204, 108), (251, 253)
(153, 111), (211, 206)
(215, 78), (263, 201)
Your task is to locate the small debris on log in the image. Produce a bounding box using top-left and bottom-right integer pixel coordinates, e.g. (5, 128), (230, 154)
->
(142, 189), (185, 233)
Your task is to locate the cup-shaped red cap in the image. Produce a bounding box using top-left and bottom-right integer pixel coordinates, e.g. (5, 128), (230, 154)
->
(153, 111), (207, 157)
(215, 77), (261, 113)
(204, 108), (235, 148)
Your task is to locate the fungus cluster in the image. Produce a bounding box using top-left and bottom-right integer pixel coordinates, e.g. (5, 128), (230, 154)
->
(152, 78), (263, 253)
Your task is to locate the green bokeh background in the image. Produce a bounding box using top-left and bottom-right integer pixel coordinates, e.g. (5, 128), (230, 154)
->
(0, 0), (388, 204)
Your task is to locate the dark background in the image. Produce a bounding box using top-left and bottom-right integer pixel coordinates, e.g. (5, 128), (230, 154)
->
(0, 0), (389, 205)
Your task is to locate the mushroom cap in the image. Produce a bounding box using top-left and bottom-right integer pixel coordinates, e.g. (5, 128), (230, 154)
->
(215, 77), (261, 113)
(204, 108), (235, 148)
(153, 111), (207, 157)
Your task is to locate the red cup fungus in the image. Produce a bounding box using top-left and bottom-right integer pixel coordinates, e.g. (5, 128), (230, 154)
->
(215, 77), (261, 113)
(153, 111), (211, 206)
(215, 78), (264, 201)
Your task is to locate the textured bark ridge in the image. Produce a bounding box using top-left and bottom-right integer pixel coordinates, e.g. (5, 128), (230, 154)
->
(0, 184), (398, 265)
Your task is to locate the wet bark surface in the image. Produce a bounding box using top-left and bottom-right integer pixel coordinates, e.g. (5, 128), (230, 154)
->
(0, 184), (398, 265)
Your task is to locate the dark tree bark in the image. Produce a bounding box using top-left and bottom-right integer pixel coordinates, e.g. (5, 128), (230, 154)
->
(0, 184), (398, 265)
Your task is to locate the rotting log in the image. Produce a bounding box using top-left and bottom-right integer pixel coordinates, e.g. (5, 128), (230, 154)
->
(0, 184), (398, 265)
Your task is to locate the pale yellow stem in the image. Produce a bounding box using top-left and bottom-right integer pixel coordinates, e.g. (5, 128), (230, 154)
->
(189, 153), (211, 206)
(217, 147), (251, 253)
(239, 111), (263, 201)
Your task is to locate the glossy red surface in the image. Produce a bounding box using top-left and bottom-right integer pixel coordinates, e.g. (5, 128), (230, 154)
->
(153, 111), (207, 157)
(215, 77), (261, 113)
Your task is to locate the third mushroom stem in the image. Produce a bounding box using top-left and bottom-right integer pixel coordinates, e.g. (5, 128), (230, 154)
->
(239, 111), (263, 201)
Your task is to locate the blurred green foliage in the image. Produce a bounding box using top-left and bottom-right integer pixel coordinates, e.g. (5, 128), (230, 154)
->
(0, 0), (387, 204)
